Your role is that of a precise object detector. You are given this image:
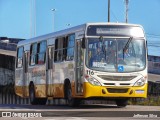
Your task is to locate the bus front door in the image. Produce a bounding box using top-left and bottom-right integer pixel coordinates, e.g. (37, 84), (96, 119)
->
(75, 40), (84, 95)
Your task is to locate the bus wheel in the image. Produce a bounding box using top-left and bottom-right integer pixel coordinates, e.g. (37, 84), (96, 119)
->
(116, 99), (128, 107)
(29, 84), (37, 105)
(66, 84), (80, 107)
(37, 98), (47, 105)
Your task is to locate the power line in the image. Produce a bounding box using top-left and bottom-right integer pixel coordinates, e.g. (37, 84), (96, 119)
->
(110, 9), (119, 22)
(146, 33), (160, 37)
(147, 36), (160, 39)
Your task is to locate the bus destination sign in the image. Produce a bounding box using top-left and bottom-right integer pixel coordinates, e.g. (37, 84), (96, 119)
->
(87, 25), (144, 37)
(96, 28), (126, 35)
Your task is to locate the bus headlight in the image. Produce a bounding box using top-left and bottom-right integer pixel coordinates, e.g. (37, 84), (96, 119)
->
(86, 77), (101, 86)
(134, 77), (146, 86)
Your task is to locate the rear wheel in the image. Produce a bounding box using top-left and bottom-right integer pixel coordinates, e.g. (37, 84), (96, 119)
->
(66, 83), (81, 107)
(116, 99), (128, 107)
(38, 98), (47, 105)
(29, 84), (37, 105)
(29, 84), (47, 105)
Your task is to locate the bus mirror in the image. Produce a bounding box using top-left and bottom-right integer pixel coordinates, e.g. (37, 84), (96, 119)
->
(99, 36), (103, 42)
(82, 38), (85, 49)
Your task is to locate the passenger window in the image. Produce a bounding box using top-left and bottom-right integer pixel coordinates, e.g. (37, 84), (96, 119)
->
(54, 39), (58, 62)
(54, 37), (65, 62)
(63, 36), (68, 60)
(37, 41), (46, 64)
(30, 41), (47, 65)
(67, 34), (75, 60)
(30, 43), (37, 65)
(16, 47), (24, 68)
(57, 38), (64, 61)
(54, 34), (75, 62)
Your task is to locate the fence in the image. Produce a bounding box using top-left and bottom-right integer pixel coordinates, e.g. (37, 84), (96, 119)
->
(0, 55), (160, 105)
(148, 55), (160, 74)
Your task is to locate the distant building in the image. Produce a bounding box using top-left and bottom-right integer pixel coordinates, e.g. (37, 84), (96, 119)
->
(0, 37), (25, 104)
(148, 55), (160, 74)
(0, 37), (24, 70)
(0, 37), (24, 56)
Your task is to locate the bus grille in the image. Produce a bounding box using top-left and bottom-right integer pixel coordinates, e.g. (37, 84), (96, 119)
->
(98, 75), (136, 81)
(107, 88), (128, 93)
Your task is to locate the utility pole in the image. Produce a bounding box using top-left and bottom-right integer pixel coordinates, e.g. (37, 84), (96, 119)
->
(30, 0), (33, 38)
(108, 0), (110, 22)
(51, 8), (57, 32)
(30, 0), (36, 37)
(34, 0), (36, 37)
(125, 0), (129, 23)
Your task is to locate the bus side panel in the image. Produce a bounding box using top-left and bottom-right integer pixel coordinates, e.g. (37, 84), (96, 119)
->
(28, 65), (46, 98)
(15, 68), (23, 97)
(53, 61), (75, 98)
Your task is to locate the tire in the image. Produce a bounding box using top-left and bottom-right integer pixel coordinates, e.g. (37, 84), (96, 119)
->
(37, 98), (47, 105)
(29, 84), (47, 105)
(116, 99), (128, 107)
(66, 83), (81, 107)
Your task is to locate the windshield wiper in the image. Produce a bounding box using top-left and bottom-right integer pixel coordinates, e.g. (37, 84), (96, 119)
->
(123, 37), (133, 59)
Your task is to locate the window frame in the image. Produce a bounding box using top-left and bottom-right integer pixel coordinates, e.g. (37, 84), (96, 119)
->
(54, 34), (75, 62)
(66, 34), (75, 61)
(16, 46), (24, 68)
(37, 41), (47, 65)
(30, 43), (37, 66)
(29, 40), (47, 66)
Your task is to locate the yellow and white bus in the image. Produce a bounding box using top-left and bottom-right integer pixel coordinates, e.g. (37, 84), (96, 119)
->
(15, 22), (148, 107)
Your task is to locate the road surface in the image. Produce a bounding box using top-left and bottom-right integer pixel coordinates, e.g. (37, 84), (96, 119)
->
(0, 104), (159, 120)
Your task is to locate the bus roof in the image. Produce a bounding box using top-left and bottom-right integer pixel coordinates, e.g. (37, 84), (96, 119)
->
(17, 22), (143, 47)
(18, 23), (86, 46)
(86, 22), (142, 27)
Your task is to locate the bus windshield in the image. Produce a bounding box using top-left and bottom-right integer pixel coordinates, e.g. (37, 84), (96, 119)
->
(86, 38), (146, 72)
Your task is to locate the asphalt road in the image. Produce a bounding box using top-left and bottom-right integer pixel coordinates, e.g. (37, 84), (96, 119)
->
(0, 104), (160, 120)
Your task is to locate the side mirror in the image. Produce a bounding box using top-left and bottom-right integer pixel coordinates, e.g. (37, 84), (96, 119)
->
(99, 36), (103, 42)
(82, 37), (85, 49)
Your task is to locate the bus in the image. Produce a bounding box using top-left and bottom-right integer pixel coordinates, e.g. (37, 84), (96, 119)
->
(15, 22), (148, 107)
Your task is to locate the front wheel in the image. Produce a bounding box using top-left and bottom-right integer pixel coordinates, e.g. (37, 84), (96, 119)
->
(66, 84), (81, 107)
(116, 99), (128, 107)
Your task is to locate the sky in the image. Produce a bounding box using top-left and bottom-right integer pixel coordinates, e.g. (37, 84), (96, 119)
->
(0, 0), (160, 55)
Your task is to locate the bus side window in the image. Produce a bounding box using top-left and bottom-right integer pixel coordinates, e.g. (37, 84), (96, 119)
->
(54, 35), (75, 62)
(30, 43), (37, 65)
(54, 37), (66, 62)
(58, 37), (64, 61)
(54, 38), (63, 62)
(16, 47), (24, 68)
(54, 39), (58, 62)
(67, 34), (75, 61)
(63, 36), (68, 60)
(37, 41), (46, 64)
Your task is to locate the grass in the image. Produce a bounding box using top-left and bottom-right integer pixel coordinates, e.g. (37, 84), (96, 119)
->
(129, 96), (160, 106)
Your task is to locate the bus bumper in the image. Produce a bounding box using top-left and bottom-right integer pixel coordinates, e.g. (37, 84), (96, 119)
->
(83, 82), (147, 98)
